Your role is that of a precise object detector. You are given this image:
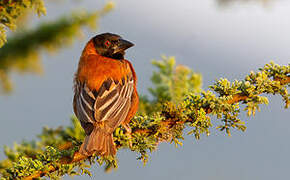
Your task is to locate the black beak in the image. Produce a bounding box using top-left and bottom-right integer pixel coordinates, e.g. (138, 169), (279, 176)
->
(113, 39), (134, 54)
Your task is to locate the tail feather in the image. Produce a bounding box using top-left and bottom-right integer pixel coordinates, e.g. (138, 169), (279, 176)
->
(79, 127), (116, 156)
(109, 135), (117, 155)
(105, 135), (116, 156)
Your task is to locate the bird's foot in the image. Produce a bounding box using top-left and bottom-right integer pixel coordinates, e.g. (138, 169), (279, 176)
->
(122, 124), (133, 149)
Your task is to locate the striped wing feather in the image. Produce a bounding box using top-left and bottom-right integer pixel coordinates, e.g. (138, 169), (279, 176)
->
(74, 76), (134, 135)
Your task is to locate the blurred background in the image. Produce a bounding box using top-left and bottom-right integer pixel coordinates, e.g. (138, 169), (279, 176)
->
(0, 0), (289, 179)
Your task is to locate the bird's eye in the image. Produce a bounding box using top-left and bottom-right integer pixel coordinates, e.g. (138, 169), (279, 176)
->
(104, 40), (111, 47)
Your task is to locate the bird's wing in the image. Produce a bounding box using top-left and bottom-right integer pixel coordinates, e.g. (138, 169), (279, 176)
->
(74, 76), (134, 134)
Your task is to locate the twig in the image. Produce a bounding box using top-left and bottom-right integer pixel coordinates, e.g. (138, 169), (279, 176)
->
(23, 76), (290, 179)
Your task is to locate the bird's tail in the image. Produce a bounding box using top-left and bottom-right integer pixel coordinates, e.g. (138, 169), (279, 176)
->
(79, 127), (116, 156)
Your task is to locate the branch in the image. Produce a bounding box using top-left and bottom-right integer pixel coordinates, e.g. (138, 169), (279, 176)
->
(23, 152), (86, 180)
(0, 0), (46, 47)
(0, 3), (114, 93)
(22, 62), (289, 179)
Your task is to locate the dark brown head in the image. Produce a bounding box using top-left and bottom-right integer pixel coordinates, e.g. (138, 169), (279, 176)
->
(92, 33), (134, 60)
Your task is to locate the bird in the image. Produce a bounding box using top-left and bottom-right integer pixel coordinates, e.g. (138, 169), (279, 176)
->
(73, 33), (139, 156)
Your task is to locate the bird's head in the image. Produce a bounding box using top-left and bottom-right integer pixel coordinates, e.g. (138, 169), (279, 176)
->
(92, 33), (134, 60)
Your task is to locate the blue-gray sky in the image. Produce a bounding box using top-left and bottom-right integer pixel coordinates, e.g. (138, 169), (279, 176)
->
(0, 0), (289, 179)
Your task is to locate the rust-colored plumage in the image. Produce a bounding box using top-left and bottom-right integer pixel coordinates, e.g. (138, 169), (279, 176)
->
(73, 33), (138, 156)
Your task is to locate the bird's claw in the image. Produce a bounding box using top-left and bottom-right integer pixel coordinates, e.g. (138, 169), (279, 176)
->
(122, 124), (133, 149)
